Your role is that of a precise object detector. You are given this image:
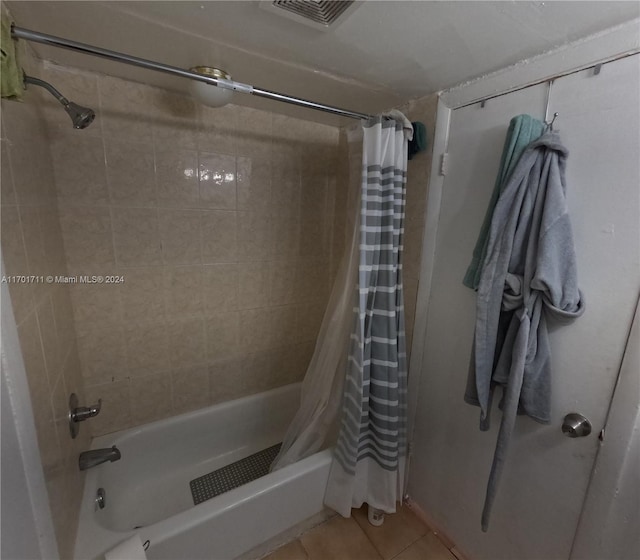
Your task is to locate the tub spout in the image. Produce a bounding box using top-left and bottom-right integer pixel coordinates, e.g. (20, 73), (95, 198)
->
(79, 446), (121, 471)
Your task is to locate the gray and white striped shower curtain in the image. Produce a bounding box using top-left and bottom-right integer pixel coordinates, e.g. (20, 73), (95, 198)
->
(324, 113), (412, 516)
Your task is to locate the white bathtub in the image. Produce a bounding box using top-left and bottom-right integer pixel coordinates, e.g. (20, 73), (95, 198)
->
(74, 384), (333, 560)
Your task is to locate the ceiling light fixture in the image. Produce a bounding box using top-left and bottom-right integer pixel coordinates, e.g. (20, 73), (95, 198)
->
(189, 66), (234, 107)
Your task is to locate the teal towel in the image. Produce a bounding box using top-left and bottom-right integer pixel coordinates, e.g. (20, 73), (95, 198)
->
(408, 121), (427, 160)
(463, 114), (545, 289)
(1, 14), (23, 100)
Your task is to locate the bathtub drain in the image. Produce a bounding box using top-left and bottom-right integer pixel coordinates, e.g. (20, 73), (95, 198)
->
(189, 443), (282, 505)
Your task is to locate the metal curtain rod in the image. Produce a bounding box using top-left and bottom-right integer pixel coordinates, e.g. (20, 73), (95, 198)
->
(455, 49), (640, 110)
(11, 25), (373, 120)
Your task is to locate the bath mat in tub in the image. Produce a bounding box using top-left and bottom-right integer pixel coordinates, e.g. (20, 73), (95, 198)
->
(190, 443), (282, 505)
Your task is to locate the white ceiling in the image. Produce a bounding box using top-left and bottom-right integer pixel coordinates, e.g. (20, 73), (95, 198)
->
(6, 1), (640, 125)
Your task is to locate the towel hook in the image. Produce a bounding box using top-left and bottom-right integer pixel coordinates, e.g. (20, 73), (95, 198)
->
(544, 79), (559, 130)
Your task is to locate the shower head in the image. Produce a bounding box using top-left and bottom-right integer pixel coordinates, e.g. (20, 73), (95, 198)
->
(63, 101), (96, 129)
(23, 74), (96, 130)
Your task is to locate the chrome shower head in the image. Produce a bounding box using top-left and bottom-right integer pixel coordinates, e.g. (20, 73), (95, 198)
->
(63, 101), (96, 129)
(23, 74), (96, 130)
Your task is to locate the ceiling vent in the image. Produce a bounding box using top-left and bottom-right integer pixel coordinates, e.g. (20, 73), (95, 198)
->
(262, 0), (359, 31)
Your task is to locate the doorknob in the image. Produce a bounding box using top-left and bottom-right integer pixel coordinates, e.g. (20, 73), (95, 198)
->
(562, 413), (592, 438)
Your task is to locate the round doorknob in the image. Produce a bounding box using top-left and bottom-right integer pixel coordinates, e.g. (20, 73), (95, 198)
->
(562, 413), (592, 438)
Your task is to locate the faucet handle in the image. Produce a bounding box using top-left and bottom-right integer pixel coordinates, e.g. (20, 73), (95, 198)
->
(68, 393), (102, 439)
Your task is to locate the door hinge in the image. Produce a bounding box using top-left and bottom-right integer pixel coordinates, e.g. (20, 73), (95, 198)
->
(439, 153), (449, 176)
(598, 428), (605, 442)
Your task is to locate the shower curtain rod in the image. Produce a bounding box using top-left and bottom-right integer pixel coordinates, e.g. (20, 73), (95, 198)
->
(11, 25), (373, 121)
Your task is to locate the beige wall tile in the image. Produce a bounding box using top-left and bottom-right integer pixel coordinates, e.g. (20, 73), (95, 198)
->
(98, 76), (154, 144)
(296, 259), (330, 304)
(236, 107), (272, 158)
(61, 344), (87, 422)
(296, 302), (326, 343)
(172, 365), (210, 414)
(269, 260), (298, 306)
(201, 210), (237, 263)
(17, 313), (63, 473)
(271, 305), (298, 348)
(124, 321), (169, 377)
(51, 285), (78, 352)
(272, 213), (300, 258)
(199, 152), (237, 210)
(9, 138), (57, 206)
(51, 134), (109, 206)
(167, 316), (206, 368)
(70, 282), (122, 328)
(237, 156), (271, 212)
(237, 262), (270, 310)
(36, 296), (63, 384)
(240, 349), (275, 393)
(76, 325), (127, 385)
(59, 206), (116, 271)
(129, 372), (173, 426)
(208, 357), (242, 404)
(156, 149), (199, 208)
(86, 380), (131, 436)
(237, 211), (272, 262)
(1, 205), (34, 322)
(239, 308), (272, 352)
(205, 311), (239, 361)
(202, 264), (238, 314)
(291, 342), (314, 382)
(39, 206), (68, 276)
(119, 267), (165, 323)
(269, 344), (301, 387)
(1, 140), (16, 205)
(159, 208), (202, 265)
(198, 104), (237, 155)
(105, 139), (157, 207)
(112, 207), (162, 267)
(151, 90), (198, 151)
(19, 205), (49, 278)
(271, 152), (301, 218)
(164, 265), (203, 319)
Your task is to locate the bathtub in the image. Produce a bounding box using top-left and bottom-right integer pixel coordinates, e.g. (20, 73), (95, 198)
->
(74, 383), (333, 560)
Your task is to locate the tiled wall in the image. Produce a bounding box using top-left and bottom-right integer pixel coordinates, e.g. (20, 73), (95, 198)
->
(37, 62), (345, 436)
(1, 52), (90, 559)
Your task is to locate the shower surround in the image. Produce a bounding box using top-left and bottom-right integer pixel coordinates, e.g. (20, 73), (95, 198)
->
(36, 62), (347, 437)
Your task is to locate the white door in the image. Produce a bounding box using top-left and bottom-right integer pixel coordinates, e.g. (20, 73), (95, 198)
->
(408, 54), (640, 560)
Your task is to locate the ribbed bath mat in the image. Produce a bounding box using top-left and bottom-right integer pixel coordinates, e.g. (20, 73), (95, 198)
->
(189, 443), (282, 505)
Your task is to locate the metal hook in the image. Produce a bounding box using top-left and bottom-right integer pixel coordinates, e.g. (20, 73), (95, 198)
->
(546, 112), (559, 131)
(544, 80), (558, 130)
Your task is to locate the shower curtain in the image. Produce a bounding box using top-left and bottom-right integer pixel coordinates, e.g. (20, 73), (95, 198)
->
(272, 111), (412, 517)
(325, 112), (412, 516)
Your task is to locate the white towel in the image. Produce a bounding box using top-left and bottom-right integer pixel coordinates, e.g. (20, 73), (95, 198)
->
(104, 535), (147, 560)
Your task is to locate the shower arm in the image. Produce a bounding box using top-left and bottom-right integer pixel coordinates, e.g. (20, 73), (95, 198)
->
(23, 74), (70, 106)
(11, 25), (373, 121)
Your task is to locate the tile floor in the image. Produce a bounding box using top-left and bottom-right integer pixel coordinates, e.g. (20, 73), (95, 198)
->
(262, 506), (457, 560)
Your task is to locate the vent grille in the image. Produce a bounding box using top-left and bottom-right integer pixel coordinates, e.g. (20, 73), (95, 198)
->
(272, 0), (355, 26)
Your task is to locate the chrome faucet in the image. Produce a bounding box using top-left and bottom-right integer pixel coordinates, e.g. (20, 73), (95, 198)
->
(79, 446), (121, 471)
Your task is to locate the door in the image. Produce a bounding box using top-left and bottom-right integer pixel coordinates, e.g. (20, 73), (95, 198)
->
(408, 54), (639, 560)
